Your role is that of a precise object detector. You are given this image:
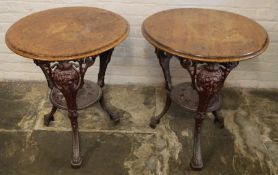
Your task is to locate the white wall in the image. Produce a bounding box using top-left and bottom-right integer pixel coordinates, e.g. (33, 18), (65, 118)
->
(0, 0), (278, 88)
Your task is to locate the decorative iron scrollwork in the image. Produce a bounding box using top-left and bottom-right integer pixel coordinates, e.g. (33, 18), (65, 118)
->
(179, 57), (239, 169)
(34, 57), (96, 168)
(34, 57), (96, 91)
(150, 48), (239, 169)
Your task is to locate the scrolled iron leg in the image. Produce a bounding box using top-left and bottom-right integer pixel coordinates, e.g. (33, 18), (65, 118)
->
(68, 110), (82, 168)
(150, 48), (172, 129)
(97, 49), (113, 88)
(191, 113), (205, 170)
(179, 59), (238, 170)
(44, 105), (57, 126)
(189, 62), (238, 170)
(97, 48), (120, 123)
(190, 94), (211, 170)
(63, 95), (82, 168)
(52, 62), (82, 168)
(99, 98), (120, 123)
(63, 92), (81, 168)
(34, 60), (57, 126)
(35, 58), (97, 168)
(150, 95), (171, 129)
(212, 110), (224, 129)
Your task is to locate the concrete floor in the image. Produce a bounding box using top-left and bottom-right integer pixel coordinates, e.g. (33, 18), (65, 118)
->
(0, 81), (277, 175)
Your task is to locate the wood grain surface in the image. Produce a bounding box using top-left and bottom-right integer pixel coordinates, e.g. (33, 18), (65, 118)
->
(6, 7), (129, 61)
(142, 8), (269, 62)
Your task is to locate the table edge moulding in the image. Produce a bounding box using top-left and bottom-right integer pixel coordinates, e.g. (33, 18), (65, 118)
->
(5, 6), (129, 61)
(142, 8), (269, 63)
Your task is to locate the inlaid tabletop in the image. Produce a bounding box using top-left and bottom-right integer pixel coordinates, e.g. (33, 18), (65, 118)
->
(142, 8), (269, 62)
(6, 7), (129, 61)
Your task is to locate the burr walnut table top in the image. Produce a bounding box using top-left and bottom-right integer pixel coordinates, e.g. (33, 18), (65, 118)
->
(5, 7), (129, 61)
(142, 8), (269, 62)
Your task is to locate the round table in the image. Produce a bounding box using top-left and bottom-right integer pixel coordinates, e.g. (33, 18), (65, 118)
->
(6, 7), (129, 168)
(142, 8), (269, 170)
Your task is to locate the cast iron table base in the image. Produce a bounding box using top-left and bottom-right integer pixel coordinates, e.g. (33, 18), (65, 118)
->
(5, 7), (129, 169)
(142, 8), (268, 171)
(34, 49), (119, 168)
(149, 48), (238, 170)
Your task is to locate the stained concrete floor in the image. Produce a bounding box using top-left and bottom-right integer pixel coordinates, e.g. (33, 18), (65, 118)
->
(0, 81), (277, 175)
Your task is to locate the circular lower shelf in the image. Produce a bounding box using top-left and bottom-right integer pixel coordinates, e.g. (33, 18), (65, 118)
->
(50, 81), (102, 110)
(170, 83), (221, 112)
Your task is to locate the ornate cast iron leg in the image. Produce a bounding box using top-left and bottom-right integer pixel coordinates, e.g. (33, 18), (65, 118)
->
(98, 49), (113, 88)
(52, 62), (82, 168)
(97, 49), (121, 123)
(179, 58), (225, 129)
(150, 48), (172, 129)
(35, 58), (96, 168)
(180, 59), (238, 170)
(34, 60), (58, 126)
(191, 93), (210, 170)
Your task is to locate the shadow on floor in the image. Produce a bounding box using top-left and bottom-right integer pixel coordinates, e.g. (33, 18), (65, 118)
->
(0, 82), (277, 175)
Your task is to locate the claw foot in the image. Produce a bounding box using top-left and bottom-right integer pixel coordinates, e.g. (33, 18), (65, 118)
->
(44, 114), (54, 126)
(212, 111), (224, 129)
(109, 111), (121, 124)
(149, 117), (160, 129)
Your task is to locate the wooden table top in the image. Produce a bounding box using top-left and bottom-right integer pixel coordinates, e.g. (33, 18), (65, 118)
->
(142, 8), (269, 62)
(6, 7), (129, 61)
